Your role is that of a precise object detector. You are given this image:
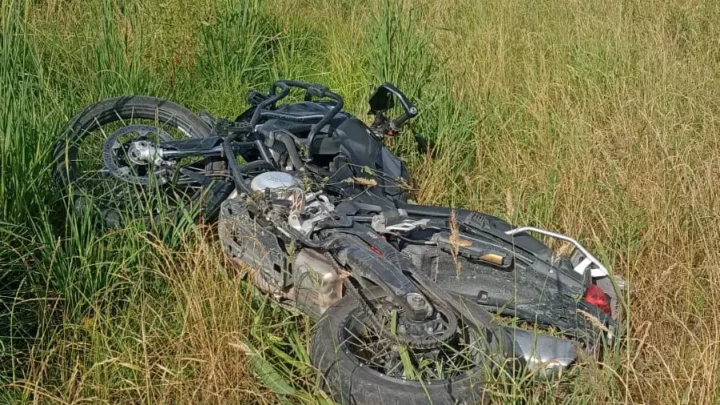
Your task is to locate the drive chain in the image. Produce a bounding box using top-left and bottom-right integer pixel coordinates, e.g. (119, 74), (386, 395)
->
(342, 278), (458, 350)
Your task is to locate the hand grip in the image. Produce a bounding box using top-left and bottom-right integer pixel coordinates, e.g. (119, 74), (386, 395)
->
(391, 105), (418, 130)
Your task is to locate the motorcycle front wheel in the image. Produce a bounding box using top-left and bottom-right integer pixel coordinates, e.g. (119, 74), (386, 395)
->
(53, 96), (227, 228)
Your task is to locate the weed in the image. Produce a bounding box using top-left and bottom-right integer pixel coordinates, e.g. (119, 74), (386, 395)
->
(3, 0), (720, 404)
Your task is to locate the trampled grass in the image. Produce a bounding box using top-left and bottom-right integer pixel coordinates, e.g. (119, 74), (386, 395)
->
(2, 0), (720, 403)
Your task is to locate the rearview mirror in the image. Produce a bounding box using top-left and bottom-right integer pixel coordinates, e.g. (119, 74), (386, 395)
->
(368, 85), (395, 113)
(368, 83), (418, 131)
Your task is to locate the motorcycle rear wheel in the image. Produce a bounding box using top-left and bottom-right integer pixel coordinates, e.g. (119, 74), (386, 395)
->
(311, 289), (492, 405)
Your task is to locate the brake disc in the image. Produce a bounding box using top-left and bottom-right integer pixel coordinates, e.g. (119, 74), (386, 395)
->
(102, 125), (173, 185)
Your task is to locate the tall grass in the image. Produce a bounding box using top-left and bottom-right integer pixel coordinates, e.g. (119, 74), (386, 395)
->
(2, 0), (720, 403)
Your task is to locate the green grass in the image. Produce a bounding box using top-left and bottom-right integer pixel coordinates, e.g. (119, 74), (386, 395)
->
(3, 0), (720, 403)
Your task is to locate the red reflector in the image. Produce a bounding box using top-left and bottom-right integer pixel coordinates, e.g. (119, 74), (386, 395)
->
(584, 284), (611, 315)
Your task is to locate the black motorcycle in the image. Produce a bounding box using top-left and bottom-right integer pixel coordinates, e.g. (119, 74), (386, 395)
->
(54, 80), (627, 405)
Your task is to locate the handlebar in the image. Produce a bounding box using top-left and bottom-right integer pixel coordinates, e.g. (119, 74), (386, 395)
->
(392, 106), (418, 130)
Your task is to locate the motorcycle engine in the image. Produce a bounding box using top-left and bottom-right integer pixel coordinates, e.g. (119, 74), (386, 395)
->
(250, 171), (334, 235)
(250, 171), (302, 194)
(222, 171), (341, 317)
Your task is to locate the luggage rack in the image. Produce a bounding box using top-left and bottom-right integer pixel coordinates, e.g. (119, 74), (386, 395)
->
(505, 226), (609, 278)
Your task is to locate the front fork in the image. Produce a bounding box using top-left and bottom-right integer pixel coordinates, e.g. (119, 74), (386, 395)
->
(156, 136), (260, 160)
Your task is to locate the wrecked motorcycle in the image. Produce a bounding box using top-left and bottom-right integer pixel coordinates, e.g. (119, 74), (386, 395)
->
(54, 80), (627, 404)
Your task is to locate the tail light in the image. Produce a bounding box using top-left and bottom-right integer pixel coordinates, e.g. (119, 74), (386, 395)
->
(584, 284), (611, 315)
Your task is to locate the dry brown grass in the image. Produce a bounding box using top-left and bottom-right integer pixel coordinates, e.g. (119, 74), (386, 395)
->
(424, 1), (720, 403)
(10, 230), (284, 404)
(297, 0), (720, 403)
(4, 0), (720, 403)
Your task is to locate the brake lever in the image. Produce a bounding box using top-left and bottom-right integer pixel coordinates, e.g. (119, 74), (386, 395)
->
(378, 83), (418, 130)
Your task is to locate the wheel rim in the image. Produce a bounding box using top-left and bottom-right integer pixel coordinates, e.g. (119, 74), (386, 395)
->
(60, 106), (223, 225)
(338, 296), (487, 383)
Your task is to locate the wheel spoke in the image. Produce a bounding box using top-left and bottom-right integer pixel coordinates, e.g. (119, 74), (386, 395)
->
(60, 109), (211, 224)
(340, 298), (480, 382)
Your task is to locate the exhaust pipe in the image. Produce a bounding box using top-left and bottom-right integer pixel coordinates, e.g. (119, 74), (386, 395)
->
(508, 327), (578, 378)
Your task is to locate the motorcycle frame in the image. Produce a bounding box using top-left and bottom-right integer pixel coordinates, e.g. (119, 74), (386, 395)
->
(131, 80), (441, 321)
(113, 79), (616, 332)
